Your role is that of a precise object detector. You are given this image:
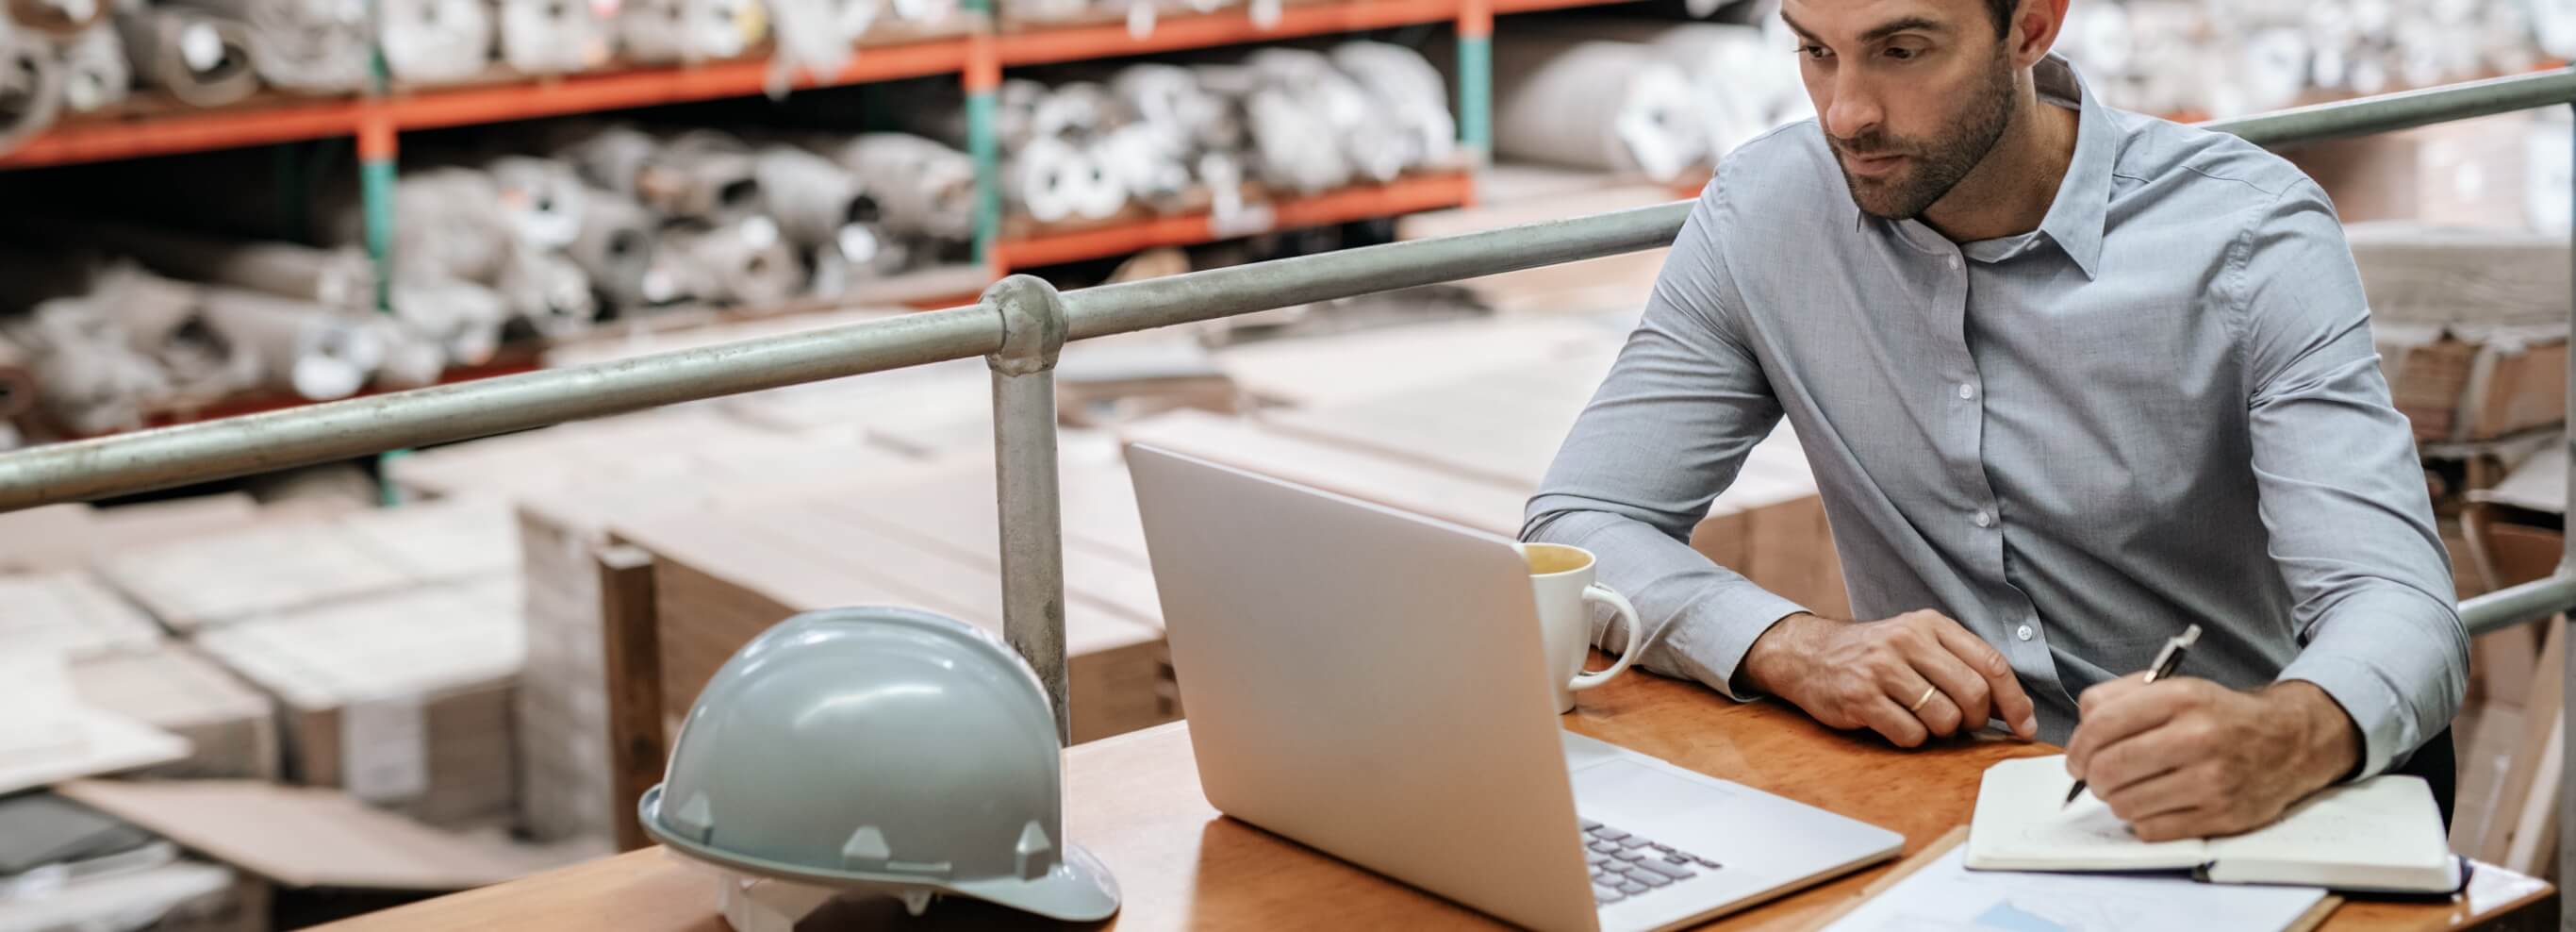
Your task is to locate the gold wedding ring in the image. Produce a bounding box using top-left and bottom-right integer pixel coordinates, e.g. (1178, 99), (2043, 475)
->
(1907, 686), (1938, 712)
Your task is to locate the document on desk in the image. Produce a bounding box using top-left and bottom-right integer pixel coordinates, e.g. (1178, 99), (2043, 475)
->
(1821, 845), (2327, 932)
(1967, 756), (2459, 893)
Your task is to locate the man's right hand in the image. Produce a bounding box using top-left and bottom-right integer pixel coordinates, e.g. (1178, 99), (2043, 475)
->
(1740, 610), (2039, 747)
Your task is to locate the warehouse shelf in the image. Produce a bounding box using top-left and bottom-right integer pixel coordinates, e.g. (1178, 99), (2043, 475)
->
(386, 34), (978, 133)
(995, 169), (1474, 269)
(0, 0), (1656, 171)
(993, 0), (1458, 67)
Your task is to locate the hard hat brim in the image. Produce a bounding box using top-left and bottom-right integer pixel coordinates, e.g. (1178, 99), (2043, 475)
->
(639, 786), (1122, 923)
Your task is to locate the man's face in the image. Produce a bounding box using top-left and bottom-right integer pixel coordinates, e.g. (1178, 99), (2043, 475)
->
(1782, 0), (2021, 220)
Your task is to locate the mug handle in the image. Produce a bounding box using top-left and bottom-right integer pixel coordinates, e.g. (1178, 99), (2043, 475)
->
(1569, 583), (1643, 691)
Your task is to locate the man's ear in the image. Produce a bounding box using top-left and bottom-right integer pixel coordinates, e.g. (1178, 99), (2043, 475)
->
(2011, 0), (2070, 67)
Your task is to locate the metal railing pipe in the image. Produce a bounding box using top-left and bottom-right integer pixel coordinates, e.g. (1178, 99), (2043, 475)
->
(2214, 68), (2576, 149)
(2460, 574), (2576, 637)
(0, 305), (1003, 509)
(1062, 201), (1690, 340)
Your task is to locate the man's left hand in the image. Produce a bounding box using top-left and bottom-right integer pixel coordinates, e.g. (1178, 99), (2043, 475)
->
(2063, 676), (2362, 841)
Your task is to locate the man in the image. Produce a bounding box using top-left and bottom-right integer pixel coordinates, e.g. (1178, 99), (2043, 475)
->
(1522, 0), (2466, 842)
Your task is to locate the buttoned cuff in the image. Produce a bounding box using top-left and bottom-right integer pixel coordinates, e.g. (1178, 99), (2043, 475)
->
(1606, 586), (1809, 702)
(2273, 587), (2466, 782)
(2275, 653), (2403, 780)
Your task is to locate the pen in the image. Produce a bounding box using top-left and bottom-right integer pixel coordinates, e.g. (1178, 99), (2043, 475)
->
(2064, 624), (2202, 807)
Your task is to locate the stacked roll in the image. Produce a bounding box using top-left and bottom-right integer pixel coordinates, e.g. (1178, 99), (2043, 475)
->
(896, 41), (1454, 229)
(2061, 0), (2550, 120)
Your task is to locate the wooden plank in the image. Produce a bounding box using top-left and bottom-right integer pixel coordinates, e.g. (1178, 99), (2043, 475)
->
(595, 545), (662, 855)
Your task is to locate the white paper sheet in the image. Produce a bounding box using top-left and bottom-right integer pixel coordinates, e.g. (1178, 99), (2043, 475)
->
(1820, 847), (2327, 932)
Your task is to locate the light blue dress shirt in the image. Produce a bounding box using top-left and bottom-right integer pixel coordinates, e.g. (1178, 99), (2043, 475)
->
(1524, 57), (2466, 778)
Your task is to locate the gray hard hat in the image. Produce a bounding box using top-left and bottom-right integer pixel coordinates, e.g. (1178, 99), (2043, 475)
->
(639, 607), (1120, 922)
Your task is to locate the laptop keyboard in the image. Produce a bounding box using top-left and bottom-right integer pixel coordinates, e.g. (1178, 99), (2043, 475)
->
(1580, 819), (1724, 907)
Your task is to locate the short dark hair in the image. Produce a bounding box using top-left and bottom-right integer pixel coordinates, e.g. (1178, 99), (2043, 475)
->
(1983, 0), (2015, 38)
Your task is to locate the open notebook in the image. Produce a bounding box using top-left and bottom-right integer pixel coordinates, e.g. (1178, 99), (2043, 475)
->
(1967, 755), (2460, 893)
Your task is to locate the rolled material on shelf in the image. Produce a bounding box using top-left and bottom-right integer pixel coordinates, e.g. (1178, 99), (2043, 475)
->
(751, 144), (895, 279)
(652, 217), (801, 308)
(759, 0), (860, 92)
(87, 262), (258, 398)
(379, 0), (494, 85)
(0, 25), (63, 155)
(115, 5), (260, 108)
(1094, 122), (1191, 214)
(832, 133), (976, 241)
(1330, 41), (1457, 174)
(387, 274), (507, 365)
(0, 333), (33, 422)
(7, 0), (105, 37)
(886, 0), (948, 25)
(370, 319), (447, 389)
(1485, 33), (1704, 182)
(319, 166), (511, 284)
(498, 0), (605, 75)
(1242, 83), (1351, 193)
(176, 0), (369, 92)
(1008, 134), (1120, 225)
(31, 218), (375, 311)
(1111, 62), (1241, 154)
(637, 129), (765, 222)
(564, 185), (655, 311)
(484, 155), (586, 251)
(1246, 47), (1411, 185)
(198, 287), (384, 401)
(617, 0), (762, 64)
(1634, 22), (1809, 160)
(54, 22), (129, 112)
(495, 243), (595, 338)
(9, 298), (173, 435)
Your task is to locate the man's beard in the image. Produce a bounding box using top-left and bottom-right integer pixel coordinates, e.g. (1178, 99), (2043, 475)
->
(1827, 49), (2018, 221)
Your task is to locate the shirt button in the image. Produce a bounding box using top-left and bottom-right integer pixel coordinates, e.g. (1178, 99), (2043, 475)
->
(1973, 509), (1994, 528)
(1957, 383), (1976, 401)
(1946, 255), (1960, 269)
(2016, 624), (2034, 641)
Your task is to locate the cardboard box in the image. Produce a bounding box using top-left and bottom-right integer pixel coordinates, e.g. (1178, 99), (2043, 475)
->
(57, 779), (603, 892)
(94, 501), (521, 634)
(0, 494), (261, 575)
(0, 570), (166, 659)
(71, 646), (281, 781)
(1239, 361), (1850, 619)
(193, 583), (523, 830)
(2376, 324), (2567, 443)
(614, 445), (1178, 748)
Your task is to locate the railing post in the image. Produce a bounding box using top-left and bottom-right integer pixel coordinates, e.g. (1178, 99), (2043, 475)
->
(984, 274), (1072, 745)
(2560, 104), (2574, 932)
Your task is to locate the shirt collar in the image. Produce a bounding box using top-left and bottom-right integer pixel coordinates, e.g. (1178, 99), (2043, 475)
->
(2031, 55), (2110, 279)
(1845, 55), (2114, 279)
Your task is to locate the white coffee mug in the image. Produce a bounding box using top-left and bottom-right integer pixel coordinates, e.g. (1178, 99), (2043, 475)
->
(1522, 542), (1644, 713)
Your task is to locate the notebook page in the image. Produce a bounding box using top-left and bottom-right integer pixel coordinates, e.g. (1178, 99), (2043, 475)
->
(2204, 775), (2449, 873)
(1967, 756), (2208, 871)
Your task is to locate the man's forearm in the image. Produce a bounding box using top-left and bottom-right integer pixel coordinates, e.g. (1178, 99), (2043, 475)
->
(2264, 680), (2364, 790)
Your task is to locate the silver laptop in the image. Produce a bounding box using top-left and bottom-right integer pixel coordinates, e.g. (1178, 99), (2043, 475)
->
(1125, 442), (1903, 932)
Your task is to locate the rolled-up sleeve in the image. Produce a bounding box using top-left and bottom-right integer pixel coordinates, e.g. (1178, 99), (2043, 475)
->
(2236, 181), (2469, 779)
(1521, 183), (1809, 699)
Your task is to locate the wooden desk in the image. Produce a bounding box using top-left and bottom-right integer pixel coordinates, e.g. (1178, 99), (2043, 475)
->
(322, 670), (2556, 931)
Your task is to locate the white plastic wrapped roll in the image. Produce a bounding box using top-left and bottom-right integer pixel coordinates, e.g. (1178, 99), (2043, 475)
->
(378, 0), (493, 85)
(115, 6), (259, 107)
(499, 0), (607, 75)
(55, 23), (130, 112)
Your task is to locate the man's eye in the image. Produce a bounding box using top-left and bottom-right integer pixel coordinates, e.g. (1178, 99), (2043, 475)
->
(1885, 46), (1918, 60)
(1797, 44), (1832, 60)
